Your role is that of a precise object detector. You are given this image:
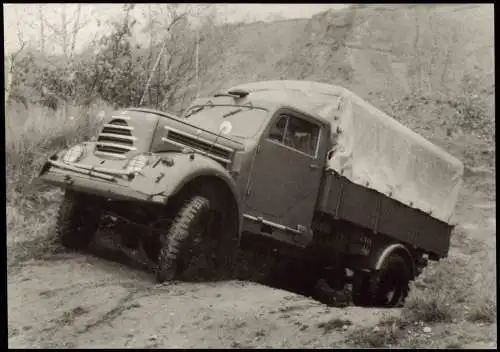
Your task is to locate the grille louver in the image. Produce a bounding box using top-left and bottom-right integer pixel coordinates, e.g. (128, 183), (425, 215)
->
(163, 128), (233, 164)
(96, 118), (137, 157)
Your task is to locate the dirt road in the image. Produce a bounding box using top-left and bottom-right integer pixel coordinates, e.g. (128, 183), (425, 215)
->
(8, 248), (402, 349)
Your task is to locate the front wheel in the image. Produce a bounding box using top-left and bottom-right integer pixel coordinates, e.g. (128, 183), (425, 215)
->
(156, 195), (213, 283)
(56, 190), (101, 250)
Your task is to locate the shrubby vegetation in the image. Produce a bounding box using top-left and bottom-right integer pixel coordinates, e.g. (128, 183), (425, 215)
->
(5, 4), (232, 114)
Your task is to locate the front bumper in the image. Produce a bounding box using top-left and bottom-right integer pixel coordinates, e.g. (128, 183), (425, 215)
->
(37, 160), (167, 204)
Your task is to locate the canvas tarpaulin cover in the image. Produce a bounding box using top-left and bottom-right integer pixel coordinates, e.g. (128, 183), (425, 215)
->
(229, 81), (464, 224)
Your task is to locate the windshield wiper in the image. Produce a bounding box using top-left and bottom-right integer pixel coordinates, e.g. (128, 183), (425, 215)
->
(184, 100), (215, 118)
(222, 103), (254, 118)
(184, 106), (204, 118)
(223, 108), (243, 118)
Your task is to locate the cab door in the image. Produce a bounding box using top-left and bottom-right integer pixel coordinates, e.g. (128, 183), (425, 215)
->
(244, 109), (327, 233)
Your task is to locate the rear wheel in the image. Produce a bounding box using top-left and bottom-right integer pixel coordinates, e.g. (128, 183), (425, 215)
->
(56, 190), (101, 250)
(374, 253), (412, 307)
(352, 252), (412, 307)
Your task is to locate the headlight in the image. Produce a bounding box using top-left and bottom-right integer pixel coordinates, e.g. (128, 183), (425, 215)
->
(125, 154), (148, 173)
(62, 144), (86, 164)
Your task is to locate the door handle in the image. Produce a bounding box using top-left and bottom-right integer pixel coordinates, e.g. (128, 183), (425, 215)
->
(309, 163), (319, 169)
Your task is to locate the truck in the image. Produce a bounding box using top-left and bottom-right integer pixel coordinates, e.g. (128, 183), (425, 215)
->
(36, 80), (464, 307)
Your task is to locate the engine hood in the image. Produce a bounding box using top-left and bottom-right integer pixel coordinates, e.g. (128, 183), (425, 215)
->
(151, 114), (245, 153)
(94, 108), (245, 161)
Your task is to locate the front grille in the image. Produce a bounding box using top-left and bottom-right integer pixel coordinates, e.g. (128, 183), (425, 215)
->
(96, 118), (137, 156)
(164, 129), (233, 164)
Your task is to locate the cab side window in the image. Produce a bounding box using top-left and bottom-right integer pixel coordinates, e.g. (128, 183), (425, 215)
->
(268, 114), (320, 157)
(268, 115), (287, 143)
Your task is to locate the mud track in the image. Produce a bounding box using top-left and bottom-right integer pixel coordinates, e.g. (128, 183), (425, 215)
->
(8, 244), (401, 348)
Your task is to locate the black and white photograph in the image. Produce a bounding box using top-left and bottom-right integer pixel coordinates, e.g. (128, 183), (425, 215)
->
(6, 3), (495, 349)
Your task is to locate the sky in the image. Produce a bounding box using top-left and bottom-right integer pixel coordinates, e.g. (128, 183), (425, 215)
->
(3, 3), (347, 54)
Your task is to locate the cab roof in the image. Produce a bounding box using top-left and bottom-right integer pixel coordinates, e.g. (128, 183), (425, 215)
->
(225, 80), (348, 122)
(189, 80), (346, 125)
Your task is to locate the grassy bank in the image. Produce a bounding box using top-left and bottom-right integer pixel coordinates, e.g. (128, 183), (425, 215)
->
(6, 101), (113, 264)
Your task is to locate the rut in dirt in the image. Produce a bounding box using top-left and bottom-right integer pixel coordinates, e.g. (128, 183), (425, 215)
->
(62, 230), (354, 309)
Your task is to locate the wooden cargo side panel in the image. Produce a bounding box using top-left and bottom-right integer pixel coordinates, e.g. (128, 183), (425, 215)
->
(375, 197), (416, 246)
(414, 213), (451, 257)
(318, 172), (452, 257)
(338, 178), (382, 232)
(378, 198), (450, 257)
(318, 172), (381, 231)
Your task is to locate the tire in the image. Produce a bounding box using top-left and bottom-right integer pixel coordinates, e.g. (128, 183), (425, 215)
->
(156, 195), (212, 283)
(352, 252), (412, 307)
(56, 190), (101, 250)
(373, 252), (412, 307)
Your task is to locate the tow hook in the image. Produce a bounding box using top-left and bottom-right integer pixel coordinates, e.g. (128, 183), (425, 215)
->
(162, 157), (175, 166)
(153, 156), (175, 168)
(155, 172), (165, 184)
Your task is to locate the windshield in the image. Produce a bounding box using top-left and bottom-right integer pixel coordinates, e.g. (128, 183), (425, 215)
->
(183, 105), (269, 139)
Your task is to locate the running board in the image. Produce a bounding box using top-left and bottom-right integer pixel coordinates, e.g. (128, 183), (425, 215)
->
(243, 214), (307, 236)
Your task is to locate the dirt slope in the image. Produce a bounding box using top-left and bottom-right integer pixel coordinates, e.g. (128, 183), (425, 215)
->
(9, 248), (400, 349)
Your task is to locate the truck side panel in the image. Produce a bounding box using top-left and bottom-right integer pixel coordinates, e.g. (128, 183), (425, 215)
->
(317, 172), (452, 258)
(378, 197), (451, 257)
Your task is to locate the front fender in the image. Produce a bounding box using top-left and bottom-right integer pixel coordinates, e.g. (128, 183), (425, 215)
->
(36, 150), (244, 236)
(132, 152), (243, 235)
(133, 152), (237, 198)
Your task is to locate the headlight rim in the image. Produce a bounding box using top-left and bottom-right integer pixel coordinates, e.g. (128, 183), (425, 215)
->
(61, 144), (86, 164)
(125, 154), (149, 173)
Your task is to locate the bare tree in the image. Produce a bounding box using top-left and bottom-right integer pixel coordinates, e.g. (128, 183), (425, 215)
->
(37, 4), (94, 112)
(139, 5), (190, 106)
(38, 4), (45, 56)
(24, 4), (92, 61)
(138, 4), (220, 112)
(5, 7), (28, 107)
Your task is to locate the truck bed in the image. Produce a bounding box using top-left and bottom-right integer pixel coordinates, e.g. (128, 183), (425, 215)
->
(317, 171), (452, 258)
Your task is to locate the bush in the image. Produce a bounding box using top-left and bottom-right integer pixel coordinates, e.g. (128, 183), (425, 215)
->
(347, 316), (406, 348)
(403, 288), (454, 323)
(6, 192), (62, 266)
(403, 247), (496, 324)
(403, 256), (470, 323)
(466, 252), (497, 324)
